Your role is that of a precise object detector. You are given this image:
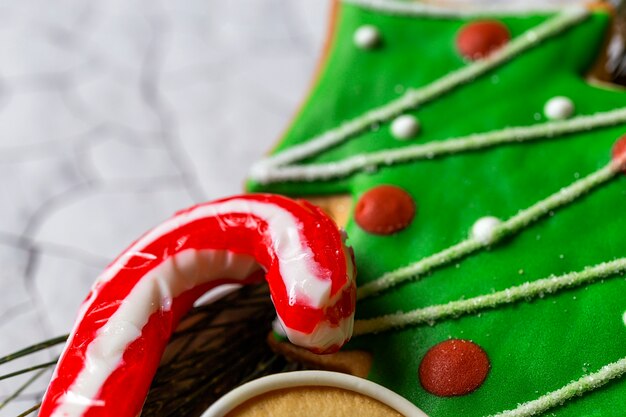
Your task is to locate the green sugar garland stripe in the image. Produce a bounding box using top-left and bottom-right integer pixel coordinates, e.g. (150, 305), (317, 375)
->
(250, 8), (589, 184)
(343, 0), (574, 17)
(353, 257), (626, 335)
(358, 237), (482, 299)
(487, 356), (626, 417)
(255, 108), (626, 183)
(357, 157), (624, 299)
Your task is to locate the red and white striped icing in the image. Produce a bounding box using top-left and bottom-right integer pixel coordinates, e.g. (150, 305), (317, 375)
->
(39, 194), (357, 417)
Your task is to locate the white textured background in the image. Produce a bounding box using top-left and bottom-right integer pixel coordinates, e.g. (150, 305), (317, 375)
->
(0, 1), (328, 414)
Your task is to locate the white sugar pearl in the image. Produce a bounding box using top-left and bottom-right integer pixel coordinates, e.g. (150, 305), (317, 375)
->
(471, 216), (502, 244)
(391, 115), (420, 140)
(544, 96), (574, 120)
(354, 25), (381, 49)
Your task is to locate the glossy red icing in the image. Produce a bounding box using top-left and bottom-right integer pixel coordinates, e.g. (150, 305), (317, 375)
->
(355, 185), (416, 235)
(39, 194), (356, 417)
(456, 20), (510, 61)
(612, 135), (626, 173)
(418, 339), (490, 397)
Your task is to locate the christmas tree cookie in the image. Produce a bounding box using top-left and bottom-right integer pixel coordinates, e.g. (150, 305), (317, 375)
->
(248, 1), (626, 416)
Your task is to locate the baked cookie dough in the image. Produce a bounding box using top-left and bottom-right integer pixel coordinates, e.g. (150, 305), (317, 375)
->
(248, 1), (626, 416)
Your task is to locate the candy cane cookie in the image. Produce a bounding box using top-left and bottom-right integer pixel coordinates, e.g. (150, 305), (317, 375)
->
(39, 194), (357, 417)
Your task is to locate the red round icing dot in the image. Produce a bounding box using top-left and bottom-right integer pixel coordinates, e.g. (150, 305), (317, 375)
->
(612, 135), (626, 173)
(456, 20), (510, 61)
(419, 339), (490, 397)
(355, 185), (416, 235)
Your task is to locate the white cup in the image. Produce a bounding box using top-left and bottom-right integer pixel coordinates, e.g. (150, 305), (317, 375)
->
(201, 370), (429, 417)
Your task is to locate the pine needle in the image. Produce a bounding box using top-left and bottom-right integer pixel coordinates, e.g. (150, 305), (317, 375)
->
(15, 403), (40, 417)
(0, 336), (67, 366)
(0, 360), (57, 382)
(0, 368), (48, 410)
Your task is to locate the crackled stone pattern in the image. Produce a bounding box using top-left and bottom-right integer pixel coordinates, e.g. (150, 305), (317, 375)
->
(0, 0), (327, 413)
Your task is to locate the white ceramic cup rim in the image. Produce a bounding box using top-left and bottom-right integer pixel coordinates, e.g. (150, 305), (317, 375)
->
(200, 370), (429, 417)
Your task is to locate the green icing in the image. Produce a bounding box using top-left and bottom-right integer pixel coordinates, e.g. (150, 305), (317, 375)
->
(248, 4), (626, 417)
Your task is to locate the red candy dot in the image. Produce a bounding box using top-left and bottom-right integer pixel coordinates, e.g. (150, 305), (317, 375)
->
(419, 339), (490, 397)
(355, 185), (415, 235)
(612, 135), (626, 173)
(456, 20), (510, 61)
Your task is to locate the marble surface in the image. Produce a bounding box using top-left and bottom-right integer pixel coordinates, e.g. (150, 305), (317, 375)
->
(0, 0), (328, 414)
